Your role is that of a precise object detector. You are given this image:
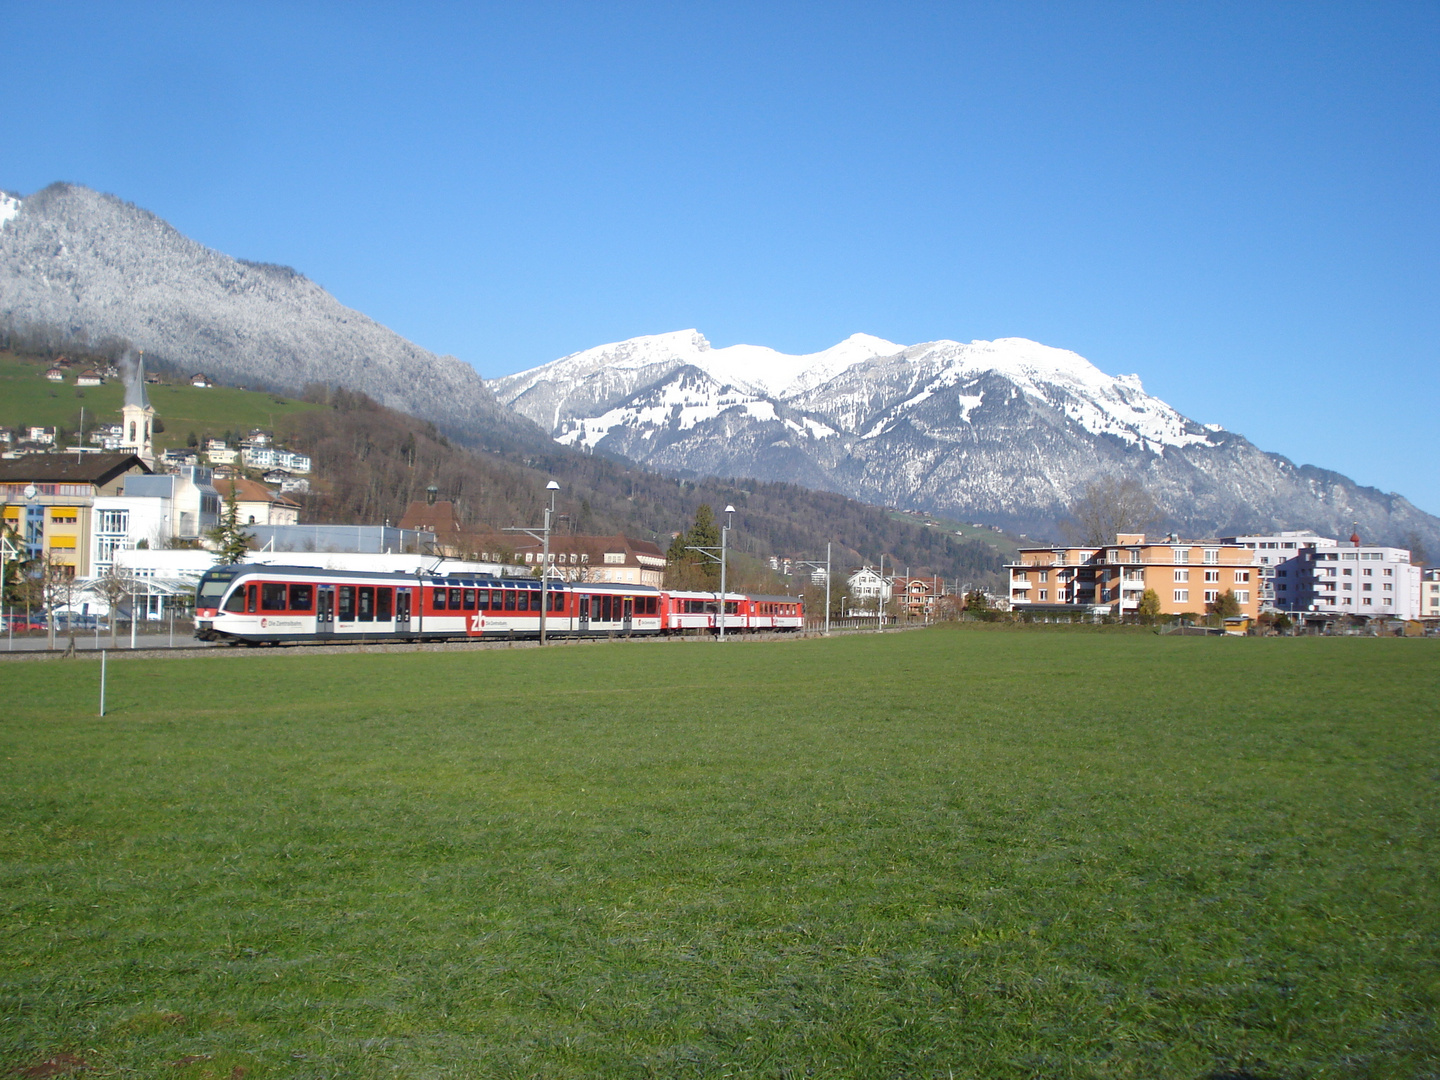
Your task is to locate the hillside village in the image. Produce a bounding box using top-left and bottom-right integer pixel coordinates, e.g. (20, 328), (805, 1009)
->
(2, 353), (1437, 635)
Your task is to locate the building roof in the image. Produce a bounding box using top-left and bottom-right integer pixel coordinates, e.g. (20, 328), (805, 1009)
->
(214, 477), (301, 508)
(123, 354), (151, 410)
(398, 499), (464, 536)
(0, 453), (151, 486)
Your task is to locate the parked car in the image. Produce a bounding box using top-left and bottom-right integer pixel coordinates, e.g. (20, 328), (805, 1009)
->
(2, 614), (46, 632)
(50, 613), (108, 631)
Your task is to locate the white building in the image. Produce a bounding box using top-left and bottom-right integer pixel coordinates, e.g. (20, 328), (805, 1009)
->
(1274, 539), (1422, 620)
(89, 466), (221, 574)
(276, 451), (311, 473)
(846, 565), (893, 613)
(1221, 531), (1338, 610)
(241, 446), (279, 469)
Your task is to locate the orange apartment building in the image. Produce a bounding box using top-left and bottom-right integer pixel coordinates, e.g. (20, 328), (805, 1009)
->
(1008, 533), (1262, 619)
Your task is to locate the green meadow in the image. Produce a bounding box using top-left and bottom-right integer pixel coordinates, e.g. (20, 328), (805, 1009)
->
(0, 351), (320, 450)
(2, 628), (1437, 1079)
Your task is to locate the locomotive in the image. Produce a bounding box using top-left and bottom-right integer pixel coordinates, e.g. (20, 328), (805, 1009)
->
(194, 563), (804, 645)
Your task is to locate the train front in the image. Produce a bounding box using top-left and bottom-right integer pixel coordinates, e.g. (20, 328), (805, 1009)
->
(193, 566), (243, 641)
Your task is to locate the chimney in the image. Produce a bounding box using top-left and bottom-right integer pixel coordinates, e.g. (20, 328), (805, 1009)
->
(426, 484), (438, 506)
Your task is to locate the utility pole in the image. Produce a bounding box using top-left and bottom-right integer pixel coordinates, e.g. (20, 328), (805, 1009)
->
(504, 480), (561, 644)
(686, 504), (735, 641)
(793, 540), (832, 636)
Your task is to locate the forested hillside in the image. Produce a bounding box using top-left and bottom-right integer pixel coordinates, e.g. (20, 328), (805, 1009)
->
(281, 387), (1009, 588)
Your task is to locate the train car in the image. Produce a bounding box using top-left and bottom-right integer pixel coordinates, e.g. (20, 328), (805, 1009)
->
(194, 564), (664, 645)
(659, 590), (804, 633)
(744, 594), (805, 632)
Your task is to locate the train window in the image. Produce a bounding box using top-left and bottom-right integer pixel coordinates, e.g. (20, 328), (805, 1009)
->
(448, 588), (462, 610)
(504, 589), (516, 611)
(289, 584), (314, 611)
(247, 585), (258, 613)
(601, 594), (612, 621)
(432, 587), (446, 610)
(463, 588), (476, 610)
(223, 588), (246, 613)
(476, 589), (490, 611)
(550, 591), (563, 612)
(376, 588), (393, 621)
(260, 582), (288, 610)
(338, 586), (355, 621)
(358, 587), (375, 622)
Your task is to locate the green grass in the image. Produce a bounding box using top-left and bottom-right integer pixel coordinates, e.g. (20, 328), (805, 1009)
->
(0, 351), (320, 450)
(2, 628), (1438, 1079)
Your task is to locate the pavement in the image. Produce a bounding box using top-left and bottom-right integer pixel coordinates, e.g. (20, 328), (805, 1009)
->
(0, 629), (214, 652)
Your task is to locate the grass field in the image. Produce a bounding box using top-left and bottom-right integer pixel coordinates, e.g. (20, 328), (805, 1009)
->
(0, 351), (320, 451)
(2, 628), (1437, 1079)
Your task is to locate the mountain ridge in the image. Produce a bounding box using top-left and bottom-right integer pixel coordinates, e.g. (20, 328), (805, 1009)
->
(493, 330), (1440, 552)
(0, 182), (544, 452)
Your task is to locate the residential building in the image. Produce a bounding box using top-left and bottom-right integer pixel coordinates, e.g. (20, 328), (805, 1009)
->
(241, 446), (279, 469)
(1422, 569), (1440, 620)
(890, 574), (948, 618)
(276, 451), (311, 473)
(76, 369), (104, 387)
(213, 478), (301, 526)
(190, 373), (215, 388)
(846, 565), (893, 613)
(1008, 533), (1262, 619)
(1221, 531), (1338, 610)
(26, 426), (56, 445)
(44, 367), (64, 382)
(0, 453), (152, 577)
(506, 534), (667, 587)
(1275, 536), (1421, 621)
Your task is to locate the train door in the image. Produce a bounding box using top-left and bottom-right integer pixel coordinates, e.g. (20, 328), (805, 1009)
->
(579, 596), (590, 632)
(316, 586), (335, 634)
(395, 588), (411, 633)
(623, 597), (633, 633)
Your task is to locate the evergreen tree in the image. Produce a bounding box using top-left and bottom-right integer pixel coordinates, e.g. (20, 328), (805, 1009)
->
(209, 485), (254, 564)
(1137, 588), (1163, 618)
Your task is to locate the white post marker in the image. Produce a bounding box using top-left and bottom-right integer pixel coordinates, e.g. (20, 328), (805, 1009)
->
(719, 505), (734, 641)
(99, 650), (106, 717)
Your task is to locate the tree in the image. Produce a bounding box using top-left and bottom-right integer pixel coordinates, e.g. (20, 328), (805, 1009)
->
(666, 505), (723, 589)
(1403, 531), (1428, 568)
(92, 564), (135, 649)
(209, 485), (253, 564)
(1206, 589), (1241, 622)
(1137, 588), (1163, 619)
(1061, 477), (1161, 546)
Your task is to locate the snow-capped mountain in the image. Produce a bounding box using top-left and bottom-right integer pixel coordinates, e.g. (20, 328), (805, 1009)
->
(494, 330), (1440, 548)
(0, 183), (542, 447)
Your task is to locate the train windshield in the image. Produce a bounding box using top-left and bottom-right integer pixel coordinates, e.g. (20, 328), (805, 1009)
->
(196, 568), (239, 605)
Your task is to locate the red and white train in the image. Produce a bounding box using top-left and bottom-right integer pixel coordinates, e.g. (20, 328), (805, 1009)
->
(194, 564), (804, 645)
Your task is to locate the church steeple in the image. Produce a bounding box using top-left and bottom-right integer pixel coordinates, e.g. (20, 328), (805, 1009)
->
(120, 351), (156, 466)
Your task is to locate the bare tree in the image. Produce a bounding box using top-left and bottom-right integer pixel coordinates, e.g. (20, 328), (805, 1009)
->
(1061, 477), (1161, 546)
(91, 564), (136, 649)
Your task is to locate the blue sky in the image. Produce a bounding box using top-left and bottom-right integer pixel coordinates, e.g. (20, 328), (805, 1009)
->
(4, 2), (1437, 513)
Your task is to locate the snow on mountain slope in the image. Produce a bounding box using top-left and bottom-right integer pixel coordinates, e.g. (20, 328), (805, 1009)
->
(0, 192), (20, 228)
(492, 328), (1440, 549)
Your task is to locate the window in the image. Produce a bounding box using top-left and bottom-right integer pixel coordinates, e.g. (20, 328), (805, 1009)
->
(1204, 590), (1219, 603)
(223, 588), (246, 613)
(1174, 589), (1189, 603)
(604, 552), (625, 565)
(1174, 548), (1190, 563)
(1343, 568), (1352, 576)
(261, 582), (288, 610)
(338, 586), (355, 620)
(1383, 583), (1393, 592)
(516, 590), (531, 612)
(1384, 568), (1393, 577)
(463, 588), (477, 610)
(1203, 549), (1219, 564)
(377, 588), (393, 620)
(1234, 590), (1250, 603)
(1362, 583), (1372, 592)
(1343, 583), (1353, 591)
(504, 589), (516, 611)
(448, 588), (462, 610)
(1204, 570), (1220, 583)
(358, 586), (375, 622)
(1174, 569), (1189, 582)
(1234, 570), (1250, 583)
(433, 588), (446, 610)
(1038, 590), (1048, 601)
(1038, 570), (1048, 583)
(1363, 568), (1373, 577)
(289, 584), (313, 611)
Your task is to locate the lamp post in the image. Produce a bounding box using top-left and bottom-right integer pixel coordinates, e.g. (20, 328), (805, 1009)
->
(504, 480), (561, 645)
